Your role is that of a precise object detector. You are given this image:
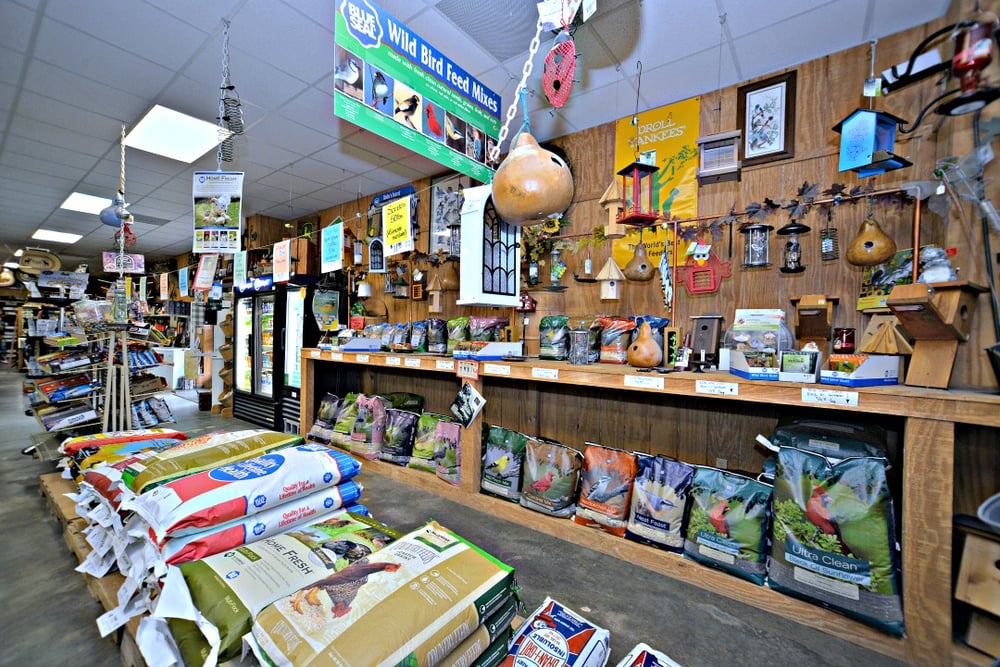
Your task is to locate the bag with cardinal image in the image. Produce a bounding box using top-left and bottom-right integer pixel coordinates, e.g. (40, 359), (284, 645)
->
(480, 424), (528, 502)
(682, 466), (773, 584)
(624, 453), (696, 552)
(573, 442), (638, 536)
(519, 436), (582, 518)
(767, 438), (904, 635)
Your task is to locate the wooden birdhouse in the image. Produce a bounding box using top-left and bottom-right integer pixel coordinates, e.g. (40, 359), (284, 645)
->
(596, 257), (626, 300)
(833, 109), (912, 177)
(617, 161), (661, 227)
(599, 179), (626, 240)
(696, 130), (741, 185)
(427, 273), (444, 313)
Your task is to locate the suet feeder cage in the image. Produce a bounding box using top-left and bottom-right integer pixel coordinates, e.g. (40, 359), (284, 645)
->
(741, 223), (773, 268)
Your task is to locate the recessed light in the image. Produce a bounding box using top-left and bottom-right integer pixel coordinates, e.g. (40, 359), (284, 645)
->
(32, 229), (83, 244)
(125, 104), (229, 163)
(13, 249), (23, 257)
(61, 192), (111, 214)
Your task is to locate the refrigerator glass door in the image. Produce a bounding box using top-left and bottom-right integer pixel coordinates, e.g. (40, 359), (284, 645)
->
(284, 288), (305, 389)
(257, 293), (276, 397)
(235, 296), (253, 393)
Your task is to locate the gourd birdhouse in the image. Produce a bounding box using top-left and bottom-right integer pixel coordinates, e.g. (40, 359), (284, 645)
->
(617, 161), (661, 227)
(599, 179), (626, 240)
(833, 109), (912, 177)
(596, 257), (626, 300)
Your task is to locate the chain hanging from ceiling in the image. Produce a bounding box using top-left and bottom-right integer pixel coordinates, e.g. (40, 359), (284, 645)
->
(217, 19), (244, 167)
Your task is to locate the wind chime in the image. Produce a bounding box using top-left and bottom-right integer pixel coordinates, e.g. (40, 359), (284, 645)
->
(217, 19), (244, 165)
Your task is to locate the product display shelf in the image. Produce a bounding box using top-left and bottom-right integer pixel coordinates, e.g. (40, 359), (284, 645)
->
(299, 348), (1000, 667)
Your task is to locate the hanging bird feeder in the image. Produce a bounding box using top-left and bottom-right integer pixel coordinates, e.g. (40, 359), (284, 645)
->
(617, 160), (661, 227)
(777, 220), (811, 273)
(542, 28), (577, 109)
(740, 223), (773, 268)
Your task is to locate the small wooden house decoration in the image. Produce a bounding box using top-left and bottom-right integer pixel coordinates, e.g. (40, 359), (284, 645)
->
(832, 109), (912, 177)
(599, 179), (626, 240)
(675, 243), (732, 295)
(617, 161), (661, 227)
(596, 257), (626, 300)
(696, 130), (741, 185)
(427, 273), (444, 313)
(367, 237), (386, 273)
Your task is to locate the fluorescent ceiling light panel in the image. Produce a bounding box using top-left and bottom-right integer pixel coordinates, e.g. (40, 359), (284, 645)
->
(124, 104), (229, 163)
(32, 229), (83, 244)
(61, 192), (112, 214)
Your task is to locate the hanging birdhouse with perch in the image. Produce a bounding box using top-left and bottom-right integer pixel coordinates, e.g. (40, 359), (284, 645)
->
(599, 179), (627, 240)
(617, 160), (661, 227)
(596, 257), (626, 300)
(833, 109), (912, 177)
(675, 242), (732, 295)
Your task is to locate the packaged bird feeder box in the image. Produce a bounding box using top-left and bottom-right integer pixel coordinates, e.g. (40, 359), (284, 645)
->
(833, 109), (912, 177)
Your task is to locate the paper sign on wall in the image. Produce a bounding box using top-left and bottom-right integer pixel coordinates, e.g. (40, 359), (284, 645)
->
(233, 251), (247, 287)
(321, 218), (344, 273)
(193, 254), (218, 291)
(383, 195), (413, 258)
(159, 273), (169, 301)
(273, 239), (291, 283)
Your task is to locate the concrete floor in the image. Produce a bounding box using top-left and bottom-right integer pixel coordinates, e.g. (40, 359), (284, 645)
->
(0, 369), (911, 667)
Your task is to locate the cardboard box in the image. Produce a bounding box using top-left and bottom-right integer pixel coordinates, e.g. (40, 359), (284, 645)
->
(728, 349), (779, 381)
(778, 350), (823, 383)
(819, 354), (901, 387)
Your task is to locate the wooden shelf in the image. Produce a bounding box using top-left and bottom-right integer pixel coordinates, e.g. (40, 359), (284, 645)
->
(299, 348), (1000, 667)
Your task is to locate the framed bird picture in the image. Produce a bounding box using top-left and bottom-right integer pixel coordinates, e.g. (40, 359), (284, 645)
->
(428, 173), (468, 256)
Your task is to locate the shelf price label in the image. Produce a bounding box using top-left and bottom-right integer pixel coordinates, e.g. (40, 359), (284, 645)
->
(483, 363), (511, 376)
(436, 359), (455, 371)
(456, 359), (479, 380)
(330, 352), (343, 362)
(385, 356), (402, 366)
(801, 387), (859, 406)
(356, 354), (370, 363)
(404, 357), (422, 368)
(624, 374), (664, 390)
(309, 349), (321, 358)
(532, 367), (559, 380)
(695, 380), (739, 396)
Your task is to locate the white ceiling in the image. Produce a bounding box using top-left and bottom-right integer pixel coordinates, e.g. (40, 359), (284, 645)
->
(0, 0), (951, 270)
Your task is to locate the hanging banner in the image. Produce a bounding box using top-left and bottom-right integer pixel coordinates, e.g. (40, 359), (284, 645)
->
(159, 272), (169, 301)
(383, 195), (414, 258)
(193, 254), (218, 291)
(612, 97), (700, 270)
(101, 252), (145, 274)
(321, 217), (345, 273)
(233, 250), (247, 288)
(273, 239), (292, 283)
(178, 267), (189, 297)
(334, 0), (500, 182)
(192, 171), (243, 253)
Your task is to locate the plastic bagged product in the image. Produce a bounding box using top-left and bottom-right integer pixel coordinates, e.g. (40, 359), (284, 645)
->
(574, 442), (638, 536)
(481, 424), (528, 501)
(249, 520), (517, 667)
(435, 420), (462, 486)
(500, 597), (610, 667)
(121, 429), (302, 494)
(329, 392), (360, 449)
(122, 443), (362, 542)
(348, 394), (388, 461)
(614, 642), (683, 667)
(538, 315), (570, 360)
(408, 319), (428, 352)
(408, 412), (453, 473)
(60, 427), (188, 459)
(470, 315), (508, 341)
(378, 409), (420, 466)
(683, 466), (773, 584)
(447, 316), (471, 354)
(307, 393), (341, 445)
(137, 511), (401, 667)
(426, 317), (448, 354)
(519, 436), (582, 518)
(625, 453), (695, 552)
(598, 317), (636, 364)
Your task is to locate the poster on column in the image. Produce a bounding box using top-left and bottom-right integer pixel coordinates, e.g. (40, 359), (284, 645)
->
(383, 195), (413, 258)
(192, 171), (243, 253)
(321, 217), (345, 273)
(333, 0), (500, 183)
(273, 239), (291, 283)
(612, 97), (700, 271)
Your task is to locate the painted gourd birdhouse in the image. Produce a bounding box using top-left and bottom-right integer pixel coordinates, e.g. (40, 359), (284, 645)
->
(675, 243), (732, 295)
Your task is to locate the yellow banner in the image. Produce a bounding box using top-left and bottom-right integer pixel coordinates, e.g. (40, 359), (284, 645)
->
(383, 195), (413, 257)
(612, 97), (700, 269)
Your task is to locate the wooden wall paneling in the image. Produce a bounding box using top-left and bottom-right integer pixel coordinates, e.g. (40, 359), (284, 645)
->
(954, 424), (1000, 516)
(483, 376), (539, 436)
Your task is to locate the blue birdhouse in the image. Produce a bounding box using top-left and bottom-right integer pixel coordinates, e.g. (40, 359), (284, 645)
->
(832, 109), (912, 177)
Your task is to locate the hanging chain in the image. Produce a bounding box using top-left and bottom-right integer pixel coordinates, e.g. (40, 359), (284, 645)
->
(118, 123), (126, 195)
(117, 123), (127, 280)
(217, 19), (232, 171)
(488, 17), (544, 165)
